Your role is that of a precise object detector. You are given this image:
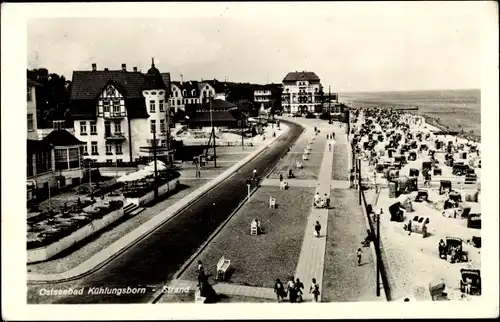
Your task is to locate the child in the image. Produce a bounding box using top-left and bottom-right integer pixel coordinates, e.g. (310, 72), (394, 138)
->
(357, 248), (363, 266)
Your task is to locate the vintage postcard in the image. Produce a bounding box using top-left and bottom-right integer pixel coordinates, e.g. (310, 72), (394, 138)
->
(1, 1), (498, 320)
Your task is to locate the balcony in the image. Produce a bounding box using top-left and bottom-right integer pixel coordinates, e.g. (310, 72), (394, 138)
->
(105, 131), (126, 142)
(102, 111), (126, 119)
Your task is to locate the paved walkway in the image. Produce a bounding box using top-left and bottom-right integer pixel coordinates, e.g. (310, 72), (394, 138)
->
(261, 179), (350, 189)
(294, 132), (334, 302)
(156, 279), (277, 303)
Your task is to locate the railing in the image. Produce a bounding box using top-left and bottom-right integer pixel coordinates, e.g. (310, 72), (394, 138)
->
(361, 187), (392, 300)
(102, 111), (126, 119)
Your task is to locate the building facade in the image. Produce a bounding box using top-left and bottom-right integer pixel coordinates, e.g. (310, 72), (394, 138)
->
(27, 79), (40, 140)
(69, 60), (172, 166)
(170, 79), (226, 113)
(281, 71), (323, 114)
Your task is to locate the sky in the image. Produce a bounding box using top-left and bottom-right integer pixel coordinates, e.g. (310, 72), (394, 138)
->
(26, 2), (489, 92)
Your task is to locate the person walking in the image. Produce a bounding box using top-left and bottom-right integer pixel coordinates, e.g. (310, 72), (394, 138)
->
(309, 278), (320, 302)
(314, 221), (321, 238)
(295, 278), (305, 303)
(274, 278), (285, 303)
(197, 260), (205, 286)
(357, 248), (363, 266)
(329, 143), (332, 151)
(287, 277), (297, 303)
(350, 173), (355, 188)
(252, 169), (257, 180)
(279, 174), (283, 182)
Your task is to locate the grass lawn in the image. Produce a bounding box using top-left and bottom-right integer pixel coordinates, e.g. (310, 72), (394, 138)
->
(332, 142), (350, 180)
(322, 189), (379, 302)
(179, 186), (315, 288)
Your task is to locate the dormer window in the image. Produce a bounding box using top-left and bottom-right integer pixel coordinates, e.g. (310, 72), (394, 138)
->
(191, 90), (196, 96)
(159, 91), (164, 95)
(182, 90), (187, 97)
(145, 91), (149, 95)
(174, 91), (178, 98)
(151, 91), (157, 95)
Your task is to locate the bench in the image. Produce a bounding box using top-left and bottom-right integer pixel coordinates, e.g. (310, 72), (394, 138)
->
(216, 256), (231, 281)
(296, 161), (303, 169)
(280, 181), (288, 190)
(250, 224), (258, 235)
(269, 196), (276, 208)
(302, 154), (309, 161)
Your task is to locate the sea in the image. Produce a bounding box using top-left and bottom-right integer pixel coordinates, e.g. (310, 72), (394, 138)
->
(339, 89), (481, 140)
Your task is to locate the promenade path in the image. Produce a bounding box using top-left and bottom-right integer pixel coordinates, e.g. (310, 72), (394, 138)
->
(157, 119), (381, 303)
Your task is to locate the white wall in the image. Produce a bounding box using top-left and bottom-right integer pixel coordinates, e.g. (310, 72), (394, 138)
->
(282, 81), (321, 113)
(27, 85), (38, 140)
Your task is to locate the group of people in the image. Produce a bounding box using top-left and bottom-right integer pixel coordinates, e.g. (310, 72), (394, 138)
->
(313, 192), (330, 209)
(274, 277), (321, 303)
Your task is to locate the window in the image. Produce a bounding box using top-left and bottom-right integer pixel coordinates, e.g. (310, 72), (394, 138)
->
(191, 90), (196, 96)
(53, 120), (64, 130)
(27, 87), (33, 102)
(80, 121), (87, 135)
(183, 90), (187, 96)
(161, 140), (167, 147)
(115, 144), (123, 155)
(159, 100), (164, 112)
(113, 101), (120, 113)
(150, 120), (156, 133)
(83, 144), (88, 155)
(106, 87), (114, 97)
(177, 99), (181, 105)
(174, 91), (178, 98)
(150, 100), (156, 113)
(114, 121), (121, 133)
(103, 101), (110, 113)
(90, 121), (97, 135)
(106, 159), (113, 165)
(106, 144), (113, 155)
(27, 114), (34, 131)
(91, 141), (98, 155)
(160, 119), (165, 132)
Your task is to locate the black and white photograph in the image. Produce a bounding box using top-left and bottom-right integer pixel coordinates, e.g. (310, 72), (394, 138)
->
(1, 1), (498, 320)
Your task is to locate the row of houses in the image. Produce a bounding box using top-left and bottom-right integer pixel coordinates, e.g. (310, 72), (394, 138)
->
(27, 63), (341, 202)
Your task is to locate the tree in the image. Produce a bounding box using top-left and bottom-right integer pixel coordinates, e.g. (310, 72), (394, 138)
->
(27, 69), (72, 128)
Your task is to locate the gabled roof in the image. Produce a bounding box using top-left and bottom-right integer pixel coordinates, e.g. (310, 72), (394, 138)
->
(43, 130), (84, 146)
(202, 79), (225, 93)
(283, 71), (320, 83)
(70, 70), (146, 100)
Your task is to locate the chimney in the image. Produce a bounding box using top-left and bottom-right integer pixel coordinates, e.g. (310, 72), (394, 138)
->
(133, 67), (138, 72)
(104, 68), (109, 71)
(92, 63), (97, 71)
(121, 64), (126, 71)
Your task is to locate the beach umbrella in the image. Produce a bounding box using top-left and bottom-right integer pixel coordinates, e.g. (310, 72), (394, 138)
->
(144, 160), (167, 171)
(117, 169), (153, 182)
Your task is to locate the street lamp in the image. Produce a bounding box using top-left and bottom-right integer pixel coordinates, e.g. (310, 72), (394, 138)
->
(374, 212), (381, 297)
